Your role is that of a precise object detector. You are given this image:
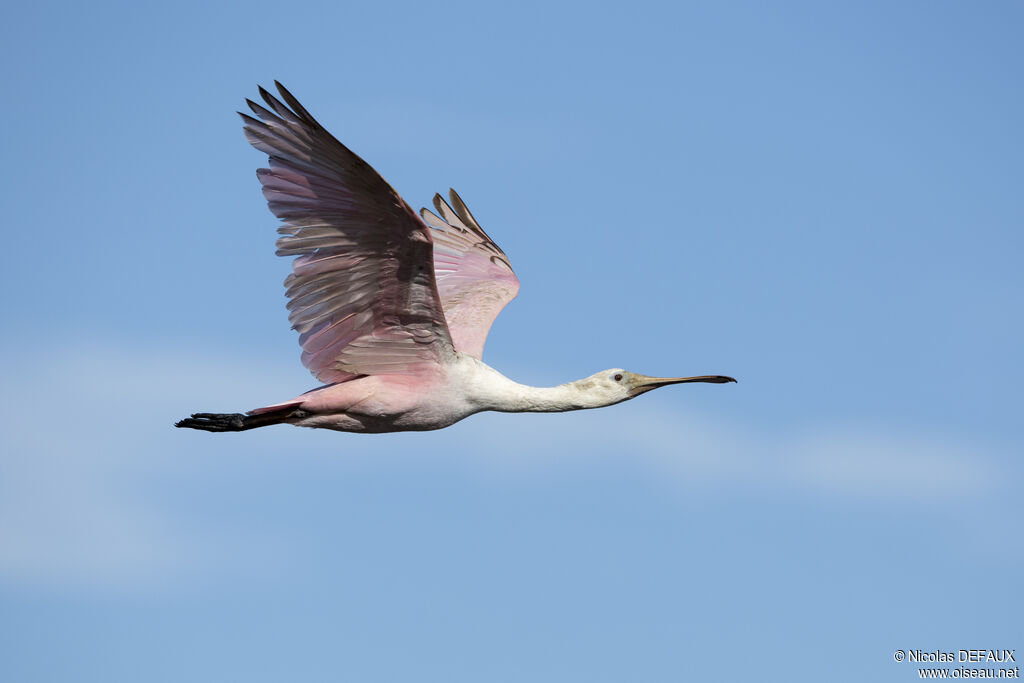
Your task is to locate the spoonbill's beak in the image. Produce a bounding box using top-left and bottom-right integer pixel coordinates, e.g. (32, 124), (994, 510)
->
(628, 374), (737, 396)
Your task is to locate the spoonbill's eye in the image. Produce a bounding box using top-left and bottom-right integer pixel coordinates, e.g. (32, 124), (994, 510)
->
(613, 373), (623, 382)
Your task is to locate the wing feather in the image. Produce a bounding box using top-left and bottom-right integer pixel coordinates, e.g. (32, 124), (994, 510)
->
(241, 83), (454, 383)
(421, 190), (520, 359)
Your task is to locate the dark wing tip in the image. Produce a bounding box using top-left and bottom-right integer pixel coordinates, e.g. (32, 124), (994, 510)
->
(245, 98), (264, 116)
(274, 81), (315, 121)
(432, 193), (447, 213)
(238, 111), (262, 129)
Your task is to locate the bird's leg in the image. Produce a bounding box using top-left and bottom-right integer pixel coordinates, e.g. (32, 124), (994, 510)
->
(175, 413), (249, 432)
(175, 408), (309, 432)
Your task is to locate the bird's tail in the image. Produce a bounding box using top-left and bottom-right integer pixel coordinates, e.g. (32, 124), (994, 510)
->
(175, 404), (306, 432)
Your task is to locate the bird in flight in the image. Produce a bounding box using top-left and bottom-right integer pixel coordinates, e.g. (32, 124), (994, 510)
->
(176, 83), (735, 434)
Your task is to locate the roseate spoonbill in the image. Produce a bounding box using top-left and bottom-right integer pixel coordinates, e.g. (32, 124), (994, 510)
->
(175, 83), (735, 433)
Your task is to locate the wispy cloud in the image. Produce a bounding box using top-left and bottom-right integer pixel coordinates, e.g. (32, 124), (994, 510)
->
(0, 342), (301, 593)
(0, 340), (1012, 593)
(452, 400), (1006, 503)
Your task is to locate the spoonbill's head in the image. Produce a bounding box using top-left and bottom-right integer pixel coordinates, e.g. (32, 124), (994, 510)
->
(579, 369), (737, 406)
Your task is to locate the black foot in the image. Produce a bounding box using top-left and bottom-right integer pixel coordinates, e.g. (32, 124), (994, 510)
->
(175, 412), (248, 432)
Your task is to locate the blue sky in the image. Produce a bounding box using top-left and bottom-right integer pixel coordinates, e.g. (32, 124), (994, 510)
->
(1, 1), (1021, 681)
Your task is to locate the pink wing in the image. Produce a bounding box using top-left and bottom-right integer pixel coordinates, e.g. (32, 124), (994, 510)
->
(240, 83), (454, 383)
(420, 191), (520, 360)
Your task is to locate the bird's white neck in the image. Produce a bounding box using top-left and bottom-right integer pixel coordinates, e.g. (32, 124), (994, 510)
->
(457, 355), (613, 414)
